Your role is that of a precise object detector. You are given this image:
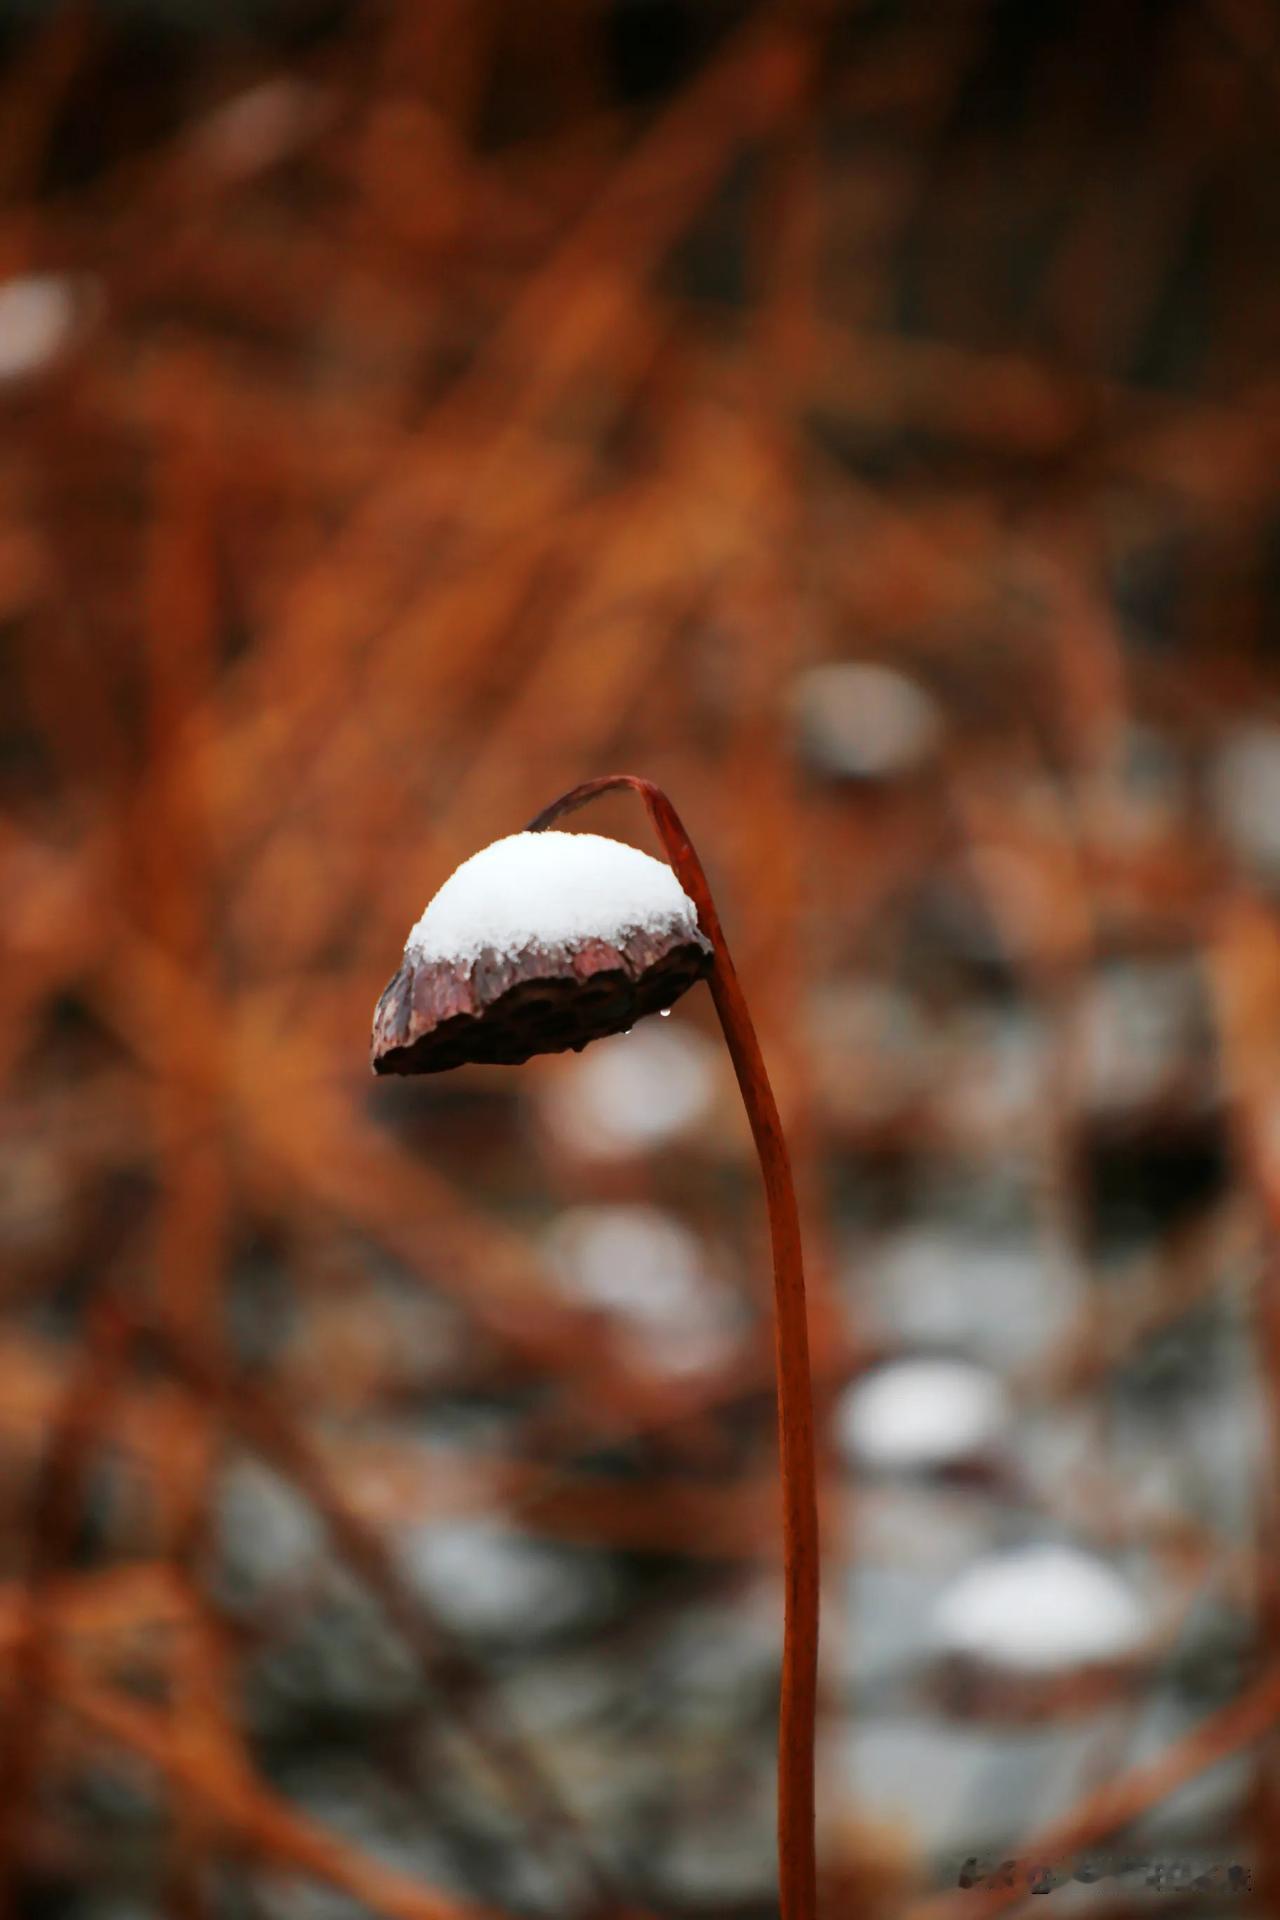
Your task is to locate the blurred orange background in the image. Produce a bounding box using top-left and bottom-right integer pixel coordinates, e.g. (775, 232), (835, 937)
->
(3, 2), (1280, 1916)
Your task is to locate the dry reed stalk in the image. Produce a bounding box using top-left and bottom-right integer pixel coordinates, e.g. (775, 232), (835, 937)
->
(207, 13), (801, 852)
(0, 1287), (136, 1911)
(55, 1654), (515, 1920)
(1210, 901), (1280, 1907)
(160, 1325), (630, 1919)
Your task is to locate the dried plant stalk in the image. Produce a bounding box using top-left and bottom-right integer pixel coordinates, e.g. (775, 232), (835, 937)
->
(526, 774), (820, 1920)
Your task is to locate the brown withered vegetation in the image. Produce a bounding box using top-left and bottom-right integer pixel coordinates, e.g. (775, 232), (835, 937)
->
(3, 1), (1280, 1917)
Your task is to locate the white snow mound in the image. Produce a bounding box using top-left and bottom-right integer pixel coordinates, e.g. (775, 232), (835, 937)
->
(933, 1544), (1147, 1673)
(405, 830), (700, 965)
(836, 1357), (1008, 1470)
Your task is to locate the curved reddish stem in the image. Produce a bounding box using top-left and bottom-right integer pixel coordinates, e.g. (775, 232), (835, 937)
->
(528, 775), (819, 1920)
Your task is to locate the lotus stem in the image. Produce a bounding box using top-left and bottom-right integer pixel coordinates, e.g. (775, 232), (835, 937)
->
(527, 774), (819, 1920)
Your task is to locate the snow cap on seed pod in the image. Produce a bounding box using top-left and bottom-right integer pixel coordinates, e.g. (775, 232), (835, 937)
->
(372, 830), (712, 1074)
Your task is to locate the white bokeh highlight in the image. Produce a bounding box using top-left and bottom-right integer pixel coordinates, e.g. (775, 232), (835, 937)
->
(836, 1357), (1009, 1472)
(932, 1544), (1148, 1674)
